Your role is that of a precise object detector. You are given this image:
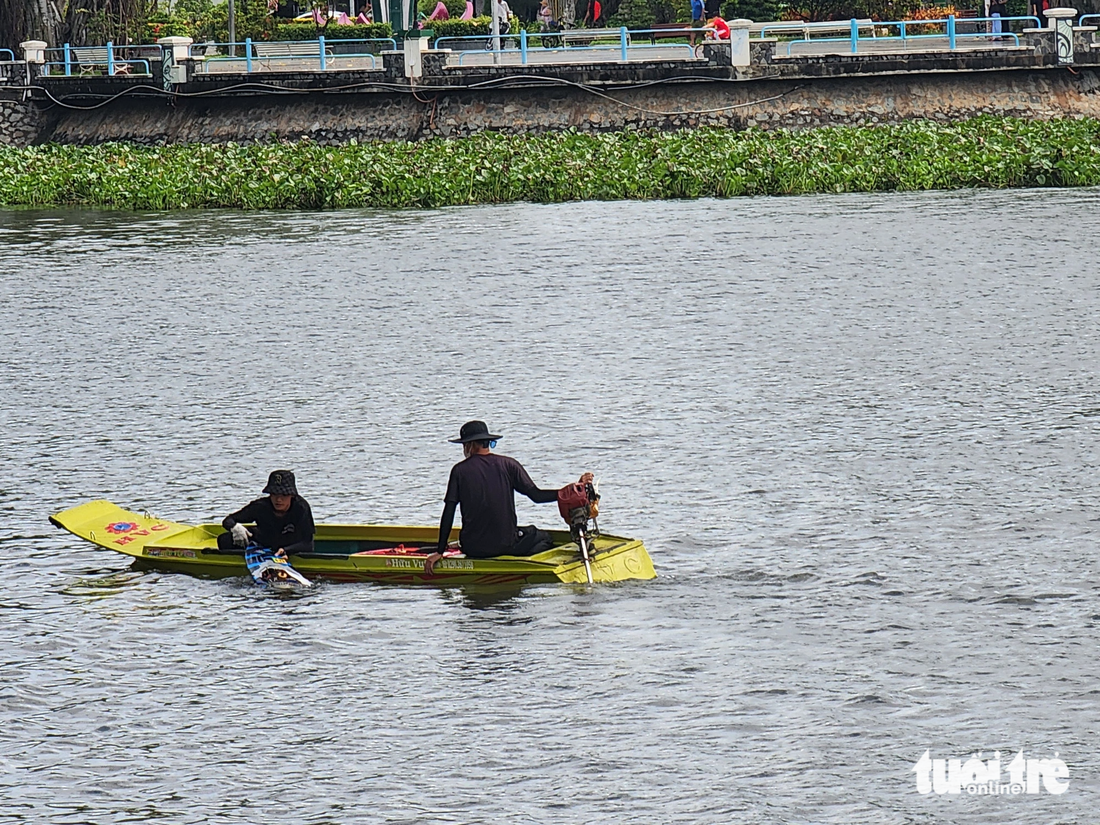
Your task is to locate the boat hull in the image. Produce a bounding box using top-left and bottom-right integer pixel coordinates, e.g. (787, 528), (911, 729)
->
(50, 500), (656, 586)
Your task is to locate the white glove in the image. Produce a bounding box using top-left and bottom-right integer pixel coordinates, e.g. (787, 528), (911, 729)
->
(230, 523), (251, 547)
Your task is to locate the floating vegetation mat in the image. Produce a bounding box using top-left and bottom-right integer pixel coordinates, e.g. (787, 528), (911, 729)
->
(2, 117), (1098, 210)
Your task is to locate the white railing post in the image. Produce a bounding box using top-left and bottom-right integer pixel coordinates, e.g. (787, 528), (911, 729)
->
(21, 40), (47, 64)
(1045, 7), (1077, 63)
(157, 36), (193, 84)
(729, 18), (751, 66)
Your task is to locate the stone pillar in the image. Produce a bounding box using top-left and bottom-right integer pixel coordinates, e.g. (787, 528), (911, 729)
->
(404, 31), (428, 78)
(1045, 7), (1076, 63)
(729, 18), (751, 66)
(158, 36), (193, 65)
(20, 39), (47, 82)
(158, 36), (194, 85)
(20, 40), (47, 63)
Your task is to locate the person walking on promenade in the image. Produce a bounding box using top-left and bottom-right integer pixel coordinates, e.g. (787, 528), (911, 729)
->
(493, 0), (512, 34)
(690, 0), (706, 46)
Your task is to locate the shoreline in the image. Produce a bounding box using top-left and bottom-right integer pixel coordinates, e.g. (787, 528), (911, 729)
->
(2, 116), (1097, 210)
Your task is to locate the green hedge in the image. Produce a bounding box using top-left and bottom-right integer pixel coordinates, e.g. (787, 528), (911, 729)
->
(271, 22), (395, 41)
(1, 118), (1098, 210)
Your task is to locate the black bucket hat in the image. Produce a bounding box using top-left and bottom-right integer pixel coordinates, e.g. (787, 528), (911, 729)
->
(263, 469), (298, 496)
(449, 420), (502, 444)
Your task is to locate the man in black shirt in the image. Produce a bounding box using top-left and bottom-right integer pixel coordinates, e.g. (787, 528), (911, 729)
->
(217, 469), (315, 557)
(424, 421), (591, 575)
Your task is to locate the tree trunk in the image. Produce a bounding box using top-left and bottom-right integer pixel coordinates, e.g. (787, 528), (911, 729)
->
(2, 0), (70, 48)
(1, 0), (152, 50)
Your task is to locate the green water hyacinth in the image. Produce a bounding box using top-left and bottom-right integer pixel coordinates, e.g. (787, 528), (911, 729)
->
(1, 117), (1099, 210)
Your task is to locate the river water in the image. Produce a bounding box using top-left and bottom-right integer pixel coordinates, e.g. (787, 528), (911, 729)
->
(2, 189), (1099, 823)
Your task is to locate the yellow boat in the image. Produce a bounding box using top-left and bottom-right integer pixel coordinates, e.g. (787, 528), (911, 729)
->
(49, 500), (656, 586)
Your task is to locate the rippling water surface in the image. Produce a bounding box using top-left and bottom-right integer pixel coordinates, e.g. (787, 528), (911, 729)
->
(3, 190), (1100, 823)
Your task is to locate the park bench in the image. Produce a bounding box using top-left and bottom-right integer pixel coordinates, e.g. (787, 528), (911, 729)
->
(69, 46), (149, 75)
(252, 39), (335, 69)
(69, 47), (121, 75)
(647, 23), (695, 42)
(561, 27), (631, 47)
(755, 19), (877, 39)
(953, 9), (981, 34)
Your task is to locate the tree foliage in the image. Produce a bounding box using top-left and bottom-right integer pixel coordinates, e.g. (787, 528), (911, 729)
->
(720, 0), (784, 20)
(609, 0), (656, 28)
(0, 0), (300, 49)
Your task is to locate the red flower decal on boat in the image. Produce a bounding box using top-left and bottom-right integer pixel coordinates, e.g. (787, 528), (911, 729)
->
(106, 521), (139, 534)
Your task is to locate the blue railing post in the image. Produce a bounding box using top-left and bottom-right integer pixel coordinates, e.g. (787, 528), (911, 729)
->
(245, 37), (253, 71)
(319, 35), (326, 70)
(899, 20), (906, 40)
(947, 15), (956, 48)
(63, 42), (72, 76)
(521, 27), (527, 64)
(106, 41), (115, 74)
(850, 18), (858, 53)
(620, 25), (628, 61)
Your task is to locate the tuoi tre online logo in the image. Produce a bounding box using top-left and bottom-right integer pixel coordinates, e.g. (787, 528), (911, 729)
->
(913, 749), (1069, 795)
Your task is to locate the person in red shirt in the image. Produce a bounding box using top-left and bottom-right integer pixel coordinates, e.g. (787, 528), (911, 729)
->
(584, 0), (602, 26)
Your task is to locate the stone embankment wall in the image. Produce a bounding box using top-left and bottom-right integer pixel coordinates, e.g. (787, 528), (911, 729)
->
(10, 13), (1100, 146)
(0, 97), (42, 145)
(32, 68), (1100, 145)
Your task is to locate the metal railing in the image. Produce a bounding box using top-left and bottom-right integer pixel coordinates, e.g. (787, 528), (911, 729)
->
(0, 48), (15, 62)
(42, 43), (155, 77)
(27, 13), (1061, 79)
(783, 15), (1039, 55)
(1079, 13), (1100, 26)
(190, 37), (395, 72)
(437, 26), (699, 65)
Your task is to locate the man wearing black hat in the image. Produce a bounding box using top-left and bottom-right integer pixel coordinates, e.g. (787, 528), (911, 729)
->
(217, 469), (315, 557)
(424, 421), (591, 575)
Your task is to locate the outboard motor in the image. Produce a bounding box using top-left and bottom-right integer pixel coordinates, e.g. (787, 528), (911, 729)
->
(557, 480), (600, 583)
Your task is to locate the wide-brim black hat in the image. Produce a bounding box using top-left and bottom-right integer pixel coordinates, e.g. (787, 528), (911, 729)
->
(449, 420), (502, 444)
(263, 469), (298, 496)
